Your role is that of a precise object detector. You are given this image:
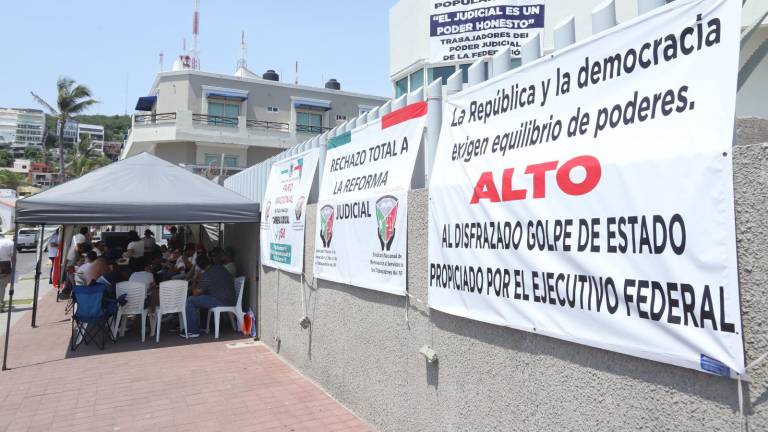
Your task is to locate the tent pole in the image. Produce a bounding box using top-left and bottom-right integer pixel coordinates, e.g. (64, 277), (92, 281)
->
(218, 223), (222, 248)
(31, 224), (45, 328)
(2, 230), (20, 371)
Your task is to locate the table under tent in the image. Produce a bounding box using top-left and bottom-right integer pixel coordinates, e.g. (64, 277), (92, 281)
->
(2, 152), (259, 370)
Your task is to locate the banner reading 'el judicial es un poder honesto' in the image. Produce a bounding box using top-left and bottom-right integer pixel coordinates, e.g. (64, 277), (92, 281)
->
(429, 0), (544, 63)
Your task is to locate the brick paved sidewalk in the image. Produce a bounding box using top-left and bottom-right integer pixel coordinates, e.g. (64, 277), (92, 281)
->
(0, 291), (372, 432)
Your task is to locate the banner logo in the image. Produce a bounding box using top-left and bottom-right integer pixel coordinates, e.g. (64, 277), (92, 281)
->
(319, 205), (335, 248)
(295, 196), (306, 221)
(375, 195), (399, 251)
(281, 158), (304, 180)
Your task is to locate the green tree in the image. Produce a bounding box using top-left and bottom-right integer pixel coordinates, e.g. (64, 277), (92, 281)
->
(0, 170), (28, 189)
(31, 77), (98, 184)
(23, 147), (43, 162)
(0, 150), (13, 168)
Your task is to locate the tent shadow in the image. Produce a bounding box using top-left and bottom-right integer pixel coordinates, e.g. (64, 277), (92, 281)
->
(64, 317), (252, 359)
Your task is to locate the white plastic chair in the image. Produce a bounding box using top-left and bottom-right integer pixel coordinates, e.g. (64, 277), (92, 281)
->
(113, 281), (151, 342)
(154, 280), (188, 342)
(206, 276), (245, 339)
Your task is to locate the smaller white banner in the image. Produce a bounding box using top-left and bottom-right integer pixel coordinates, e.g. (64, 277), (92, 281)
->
(314, 102), (428, 296)
(429, 0), (545, 63)
(260, 148), (320, 274)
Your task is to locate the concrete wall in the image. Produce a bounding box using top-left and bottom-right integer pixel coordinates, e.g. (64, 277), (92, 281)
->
(251, 118), (768, 431)
(153, 141), (196, 165)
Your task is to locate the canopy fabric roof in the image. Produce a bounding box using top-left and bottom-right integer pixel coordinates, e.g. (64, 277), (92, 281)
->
(134, 96), (157, 111)
(15, 153), (259, 225)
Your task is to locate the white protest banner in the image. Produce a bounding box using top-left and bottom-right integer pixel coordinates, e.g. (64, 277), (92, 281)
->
(428, 0), (744, 376)
(314, 102), (427, 296)
(261, 148), (320, 274)
(429, 0), (544, 63)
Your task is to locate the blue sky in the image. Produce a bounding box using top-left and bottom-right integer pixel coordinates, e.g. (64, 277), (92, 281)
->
(1, 0), (399, 115)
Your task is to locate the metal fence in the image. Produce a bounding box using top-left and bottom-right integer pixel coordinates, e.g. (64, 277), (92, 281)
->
(225, 0), (765, 204)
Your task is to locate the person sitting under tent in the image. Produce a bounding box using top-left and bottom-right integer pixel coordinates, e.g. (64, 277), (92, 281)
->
(183, 254), (235, 339)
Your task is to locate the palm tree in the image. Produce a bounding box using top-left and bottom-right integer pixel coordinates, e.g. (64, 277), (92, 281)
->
(31, 77), (98, 184)
(0, 170), (28, 190)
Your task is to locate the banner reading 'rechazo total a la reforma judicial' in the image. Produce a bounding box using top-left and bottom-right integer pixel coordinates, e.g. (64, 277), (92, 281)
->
(428, 0), (745, 376)
(429, 0), (545, 63)
(260, 148), (320, 274)
(314, 103), (427, 296)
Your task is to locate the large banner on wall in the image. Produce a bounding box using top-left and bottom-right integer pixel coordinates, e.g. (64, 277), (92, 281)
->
(428, 0), (745, 376)
(429, 0), (544, 63)
(314, 103), (427, 295)
(261, 148), (320, 274)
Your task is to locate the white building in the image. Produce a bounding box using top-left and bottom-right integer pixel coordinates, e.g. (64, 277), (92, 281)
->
(122, 68), (388, 176)
(77, 123), (105, 154)
(390, 0), (768, 117)
(0, 108), (46, 157)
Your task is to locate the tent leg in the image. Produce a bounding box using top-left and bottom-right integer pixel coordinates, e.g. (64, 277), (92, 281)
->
(2, 230), (20, 371)
(218, 223), (222, 248)
(31, 224), (45, 328)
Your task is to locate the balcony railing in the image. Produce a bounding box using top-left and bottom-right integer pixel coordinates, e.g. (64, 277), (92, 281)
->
(246, 119), (290, 132)
(192, 114), (239, 127)
(296, 125), (333, 134)
(134, 112), (176, 125)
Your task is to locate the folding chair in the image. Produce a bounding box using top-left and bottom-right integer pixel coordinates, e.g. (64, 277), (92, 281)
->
(70, 284), (111, 351)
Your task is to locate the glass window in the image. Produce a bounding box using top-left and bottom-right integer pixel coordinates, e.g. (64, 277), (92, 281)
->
(395, 77), (408, 98)
(267, 106), (279, 113)
(223, 156), (238, 167)
(204, 154), (218, 165)
(296, 111), (323, 134)
(409, 69), (424, 92)
(428, 66), (456, 85)
(297, 112), (322, 127)
(459, 64), (471, 83)
(207, 100), (240, 125)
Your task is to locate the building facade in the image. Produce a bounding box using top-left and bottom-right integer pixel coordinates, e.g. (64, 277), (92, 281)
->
(77, 123), (105, 154)
(389, 0), (768, 117)
(0, 108), (46, 157)
(122, 69), (388, 176)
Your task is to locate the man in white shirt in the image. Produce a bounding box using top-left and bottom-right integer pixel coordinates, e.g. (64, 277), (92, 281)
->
(66, 227), (89, 262)
(0, 233), (15, 311)
(48, 230), (59, 284)
(126, 231), (144, 259)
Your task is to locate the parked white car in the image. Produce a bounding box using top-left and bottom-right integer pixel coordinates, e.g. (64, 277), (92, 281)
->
(16, 228), (38, 252)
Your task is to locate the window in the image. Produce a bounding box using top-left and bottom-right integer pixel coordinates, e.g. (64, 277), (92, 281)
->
(359, 106), (374, 117)
(204, 154), (238, 168)
(428, 66), (456, 85)
(296, 111), (323, 134)
(409, 69), (424, 92)
(206, 101), (240, 126)
(223, 156), (238, 167)
(204, 154), (219, 166)
(395, 77), (408, 98)
(459, 64), (471, 83)
(208, 101), (240, 118)
(336, 114), (347, 121)
(267, 106), (279, 113)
